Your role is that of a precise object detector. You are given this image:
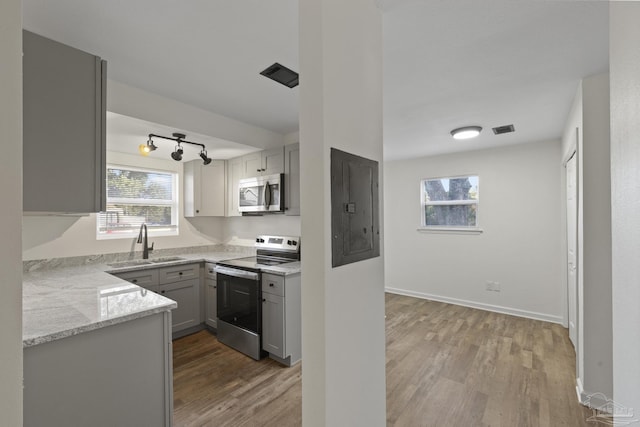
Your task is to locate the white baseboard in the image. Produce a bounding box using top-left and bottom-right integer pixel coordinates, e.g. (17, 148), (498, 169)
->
(385, 287), (565, 325)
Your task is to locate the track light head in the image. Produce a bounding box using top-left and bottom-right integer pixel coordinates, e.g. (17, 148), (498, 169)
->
(200, 150), (212, 165)
(138, 138), (157, 156)
(171, 145), (184, 161)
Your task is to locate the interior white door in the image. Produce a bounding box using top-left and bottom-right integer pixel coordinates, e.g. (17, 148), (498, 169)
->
(566, 152), (578, 348)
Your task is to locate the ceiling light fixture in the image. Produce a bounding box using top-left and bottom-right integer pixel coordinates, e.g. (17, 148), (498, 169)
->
(451, 126), (482, 140)
(199, 150), (212, 165)
(138, 137), (157, 156)
(143, 132), (212, 164)
(171, 144), (184, 161)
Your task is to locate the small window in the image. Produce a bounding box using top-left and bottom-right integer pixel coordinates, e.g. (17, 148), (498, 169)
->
(97, 165), (179, 239)
(421, 175), (479, 229)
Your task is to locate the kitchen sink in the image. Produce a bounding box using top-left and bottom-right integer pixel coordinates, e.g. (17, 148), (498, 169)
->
(107, 260), (154, 268)
(149, 256), (186, 263)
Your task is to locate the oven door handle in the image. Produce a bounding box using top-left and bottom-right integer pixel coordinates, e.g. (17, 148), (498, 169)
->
(214, 266), (259, 281)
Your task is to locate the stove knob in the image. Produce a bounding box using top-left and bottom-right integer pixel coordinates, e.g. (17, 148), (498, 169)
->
(292, 240), (297, 246)
(287, 240), (292, 245)
(256, 238), (260, 243)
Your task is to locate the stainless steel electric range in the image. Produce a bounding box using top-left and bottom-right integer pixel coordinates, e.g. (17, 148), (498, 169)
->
(214, 235), (300, 360)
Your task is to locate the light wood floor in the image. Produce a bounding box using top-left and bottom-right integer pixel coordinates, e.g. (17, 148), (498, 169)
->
(173, 293), (592, 426)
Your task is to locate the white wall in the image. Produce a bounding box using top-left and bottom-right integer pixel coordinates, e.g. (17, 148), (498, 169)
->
(561, 73), (612, 402)
(581, 73), (613, 400)
(23, 152), (224, 260)
(0, 0), (23, 423)
(299, 0), (386, 425)
(384, 140), (564, 323)
(22, 149), (302, 260)
(223, 216), (301, 247)
(108, 80), (284, 151)
(610, 2), (640, 417)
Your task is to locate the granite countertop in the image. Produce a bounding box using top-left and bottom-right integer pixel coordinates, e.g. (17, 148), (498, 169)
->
(23, 248), (301, 348)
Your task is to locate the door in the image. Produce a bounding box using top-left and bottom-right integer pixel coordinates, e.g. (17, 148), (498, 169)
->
(566, 151), (578, 348)
(216, 271), (261, 333)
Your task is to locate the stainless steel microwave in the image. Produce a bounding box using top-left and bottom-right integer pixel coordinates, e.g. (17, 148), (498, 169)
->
(238, 173), (284, 213)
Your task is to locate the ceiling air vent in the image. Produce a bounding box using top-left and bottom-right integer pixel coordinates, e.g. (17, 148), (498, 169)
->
(260, 62), (299, 88)
(492, 124), (515, 135)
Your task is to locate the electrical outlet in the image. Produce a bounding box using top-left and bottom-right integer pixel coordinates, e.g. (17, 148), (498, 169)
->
(485, 281), (501, 292)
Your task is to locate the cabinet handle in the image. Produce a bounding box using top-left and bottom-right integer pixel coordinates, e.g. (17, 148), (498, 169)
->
(209, 270), (214, 273)
(196, 210), (200, 213)
(214, 285), (217, 289)
(269, 283), (274, 287)
(257, 169), (261, 172)
(132, 279), (137, 283)
(262, 298), (266, 302)
(161, 290), (166, 294)
(179, 272), (183, 275)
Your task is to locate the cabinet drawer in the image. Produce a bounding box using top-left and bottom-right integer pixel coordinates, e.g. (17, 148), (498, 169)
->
(205, 262), (217, 280)
(262, 273), (284, 296)
(114, 269), (159, 289)
(158, 263), (199, 284)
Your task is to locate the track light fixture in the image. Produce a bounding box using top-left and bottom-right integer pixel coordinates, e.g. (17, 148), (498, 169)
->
(200, 150), (212, 165)
(142, 132), (213, 165)
(171, 144), (184, 161)
(138, 137), (158, 156)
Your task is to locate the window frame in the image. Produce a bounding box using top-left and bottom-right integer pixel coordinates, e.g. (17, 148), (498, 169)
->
(418, 174), (482, 233)
(96, 164), (179, 240)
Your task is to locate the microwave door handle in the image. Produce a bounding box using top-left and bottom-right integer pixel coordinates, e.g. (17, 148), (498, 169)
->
(263, 181), (271, 209)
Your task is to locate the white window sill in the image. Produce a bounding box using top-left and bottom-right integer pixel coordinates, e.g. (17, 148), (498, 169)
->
(417, 227), (483, 235)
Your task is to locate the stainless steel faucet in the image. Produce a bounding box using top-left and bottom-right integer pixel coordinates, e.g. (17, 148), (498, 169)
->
(136, 223), (154, 259)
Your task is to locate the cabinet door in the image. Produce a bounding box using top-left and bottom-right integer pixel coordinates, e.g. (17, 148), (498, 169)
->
(226, 157), (243, 217)
(23, 30), (106, 213)
(262, 292), (285, 358)
(284, 143), (300, 216)
(205, 277), (217, 328)
(160, 278), (200, 334)
(261, 147), (285, 176)
(184, 160), (226, 217)
(199, 160), (226, 216)
(242, 152), (262, 178)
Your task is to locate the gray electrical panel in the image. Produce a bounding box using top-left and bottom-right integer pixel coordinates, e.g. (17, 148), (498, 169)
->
(331, 148), (380, 267)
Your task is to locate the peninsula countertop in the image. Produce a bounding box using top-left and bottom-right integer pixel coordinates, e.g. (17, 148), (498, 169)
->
(23, 249), (301, 348)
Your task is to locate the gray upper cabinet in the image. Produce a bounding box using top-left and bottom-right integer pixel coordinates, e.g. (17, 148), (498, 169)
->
(226, 157), (243, 217)
(23, 30), (106, 213)
(184, 159), (226, 217)
(284, 143), (300, 216)
(242, 147), (284, 178)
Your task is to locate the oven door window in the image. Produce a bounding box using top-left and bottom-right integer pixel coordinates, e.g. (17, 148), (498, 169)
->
(217, 273), (260, 333)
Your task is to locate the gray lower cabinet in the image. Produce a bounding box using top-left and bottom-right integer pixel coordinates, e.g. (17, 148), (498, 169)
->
(261, 272), (301, 366)
(204, 263), (217, 328)
(23, 30), (106, 213)
(158, 263), (201, 337)
(114, 263), (201, 338)
(24, 311), (173, 427)
(113, 268), (159, 293)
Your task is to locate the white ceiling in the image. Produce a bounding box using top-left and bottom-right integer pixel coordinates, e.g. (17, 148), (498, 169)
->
(22, 0), (609, 161)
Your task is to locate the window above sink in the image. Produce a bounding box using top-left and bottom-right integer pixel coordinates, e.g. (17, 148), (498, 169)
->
(97, 165), (179, 240)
